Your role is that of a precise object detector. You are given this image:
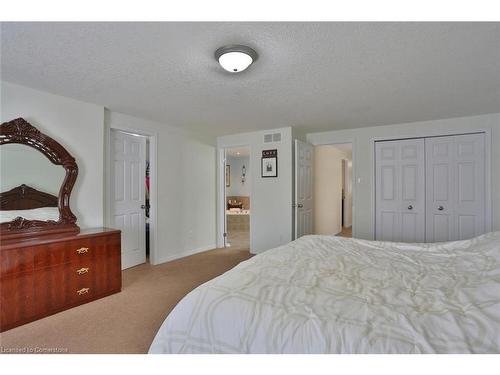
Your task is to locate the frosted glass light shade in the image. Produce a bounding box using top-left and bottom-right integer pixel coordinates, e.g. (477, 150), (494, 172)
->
(218, 52), (253, 73)
(215, 45), (258, 73)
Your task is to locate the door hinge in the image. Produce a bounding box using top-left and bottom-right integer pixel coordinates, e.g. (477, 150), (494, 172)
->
(223, 232), (227, 237)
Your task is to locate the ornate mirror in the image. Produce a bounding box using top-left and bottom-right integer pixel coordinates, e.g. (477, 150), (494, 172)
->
(0, 118), (79, 239)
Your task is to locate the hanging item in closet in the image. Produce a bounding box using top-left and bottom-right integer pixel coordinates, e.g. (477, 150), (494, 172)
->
(145, 161), (150, 218)
(145, 161), (150, 193)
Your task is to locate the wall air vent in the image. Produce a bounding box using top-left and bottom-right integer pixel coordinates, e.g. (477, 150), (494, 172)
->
(263, 132), (282, 144)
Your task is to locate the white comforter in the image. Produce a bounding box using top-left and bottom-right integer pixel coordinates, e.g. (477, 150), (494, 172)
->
(149, 232), (500, 353)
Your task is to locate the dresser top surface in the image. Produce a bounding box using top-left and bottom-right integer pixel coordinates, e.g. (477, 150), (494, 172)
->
(0, 227), (120, 250)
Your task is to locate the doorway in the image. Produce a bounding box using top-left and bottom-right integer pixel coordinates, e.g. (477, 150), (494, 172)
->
(339, 156), (353, 238)
(223, 146), (251, 251)
(312, 143), (353, 238)
(108, 129), (155, 269)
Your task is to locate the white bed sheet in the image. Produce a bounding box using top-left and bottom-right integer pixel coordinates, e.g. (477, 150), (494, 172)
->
(0, 207), (59, 223)
(149, 232), (500, 353)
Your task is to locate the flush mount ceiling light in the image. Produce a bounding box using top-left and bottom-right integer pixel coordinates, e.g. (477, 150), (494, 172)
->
(215, 45), (258, 73)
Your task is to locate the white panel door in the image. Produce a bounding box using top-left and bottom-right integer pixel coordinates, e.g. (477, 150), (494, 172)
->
(295, 140), (314, 239)
(426, 133), (485, 242)
(375, 139), (425, 242)
(111, 130), (147, 269)
(425, 136), (454, 242)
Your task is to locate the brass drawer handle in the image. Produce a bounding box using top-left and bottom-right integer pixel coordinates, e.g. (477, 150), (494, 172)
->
(77, 288), (90, 296)
(76, 267), (89, 275)
(76, 247), (89, 254)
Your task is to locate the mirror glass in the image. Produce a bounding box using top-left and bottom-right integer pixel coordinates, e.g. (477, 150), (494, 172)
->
(0, 143), (65, 223)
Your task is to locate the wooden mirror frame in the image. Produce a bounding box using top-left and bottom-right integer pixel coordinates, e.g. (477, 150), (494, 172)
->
(0, 118), (79, 239)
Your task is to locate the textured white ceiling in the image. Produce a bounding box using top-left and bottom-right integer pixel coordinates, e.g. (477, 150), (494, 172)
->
(1, 22), (499, 136)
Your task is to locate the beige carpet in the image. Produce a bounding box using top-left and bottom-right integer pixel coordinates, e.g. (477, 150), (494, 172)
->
(336, 227), (352, 238)
(0, 247), (252, 354)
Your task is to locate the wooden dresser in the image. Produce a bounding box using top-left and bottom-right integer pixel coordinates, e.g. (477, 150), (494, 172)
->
(0, 228), (121, 332)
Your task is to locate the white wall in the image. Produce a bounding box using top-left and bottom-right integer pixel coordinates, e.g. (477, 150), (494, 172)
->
(226, 155), (250, 197)
(105, 111), (217, 264)
(218, 127), (293, 254)
(1, 82), (105, 228)
(313, 145), (347, 235)
(1, 81), (217, 265)
(307, 113), (500, 239)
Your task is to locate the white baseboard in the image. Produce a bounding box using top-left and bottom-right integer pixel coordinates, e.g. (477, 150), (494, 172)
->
(155, 244), (217, 265)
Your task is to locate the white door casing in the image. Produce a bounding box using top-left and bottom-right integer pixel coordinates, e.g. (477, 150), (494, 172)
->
(295, 140), (314, 239)
(342, 159), (353, 228)
(375, 138), (425, 242)
(111, 130), (147, 269)
(425, 133), (485, 242)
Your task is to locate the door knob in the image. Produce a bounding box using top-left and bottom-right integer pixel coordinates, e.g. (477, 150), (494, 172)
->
(141, 205), (146, 209)
(297, 203), (304, 208)
(438, 205), (444, 211)
(407, 205), (413, 210)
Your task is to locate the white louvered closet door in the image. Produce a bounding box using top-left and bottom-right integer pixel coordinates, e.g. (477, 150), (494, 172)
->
(375, 139), (426, 242)
(425, 133), (485, 242)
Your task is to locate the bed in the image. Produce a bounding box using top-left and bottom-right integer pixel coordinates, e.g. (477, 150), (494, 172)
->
(0, 207), (60, 223)
(0, 184), (59, 223)
(149, 232), (500, 354)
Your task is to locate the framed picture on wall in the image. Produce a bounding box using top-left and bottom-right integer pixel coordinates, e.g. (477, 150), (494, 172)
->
(225, 165), (231, 187)
(261, 149), (278, 178)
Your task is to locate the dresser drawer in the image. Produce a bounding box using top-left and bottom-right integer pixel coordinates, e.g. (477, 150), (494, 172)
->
(34, 233), (120, 269)
(34, 239), (121, 313)
(1, 228), (121, 332)
(35, 267), (96, 309)
(33, 260), (119, 314)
